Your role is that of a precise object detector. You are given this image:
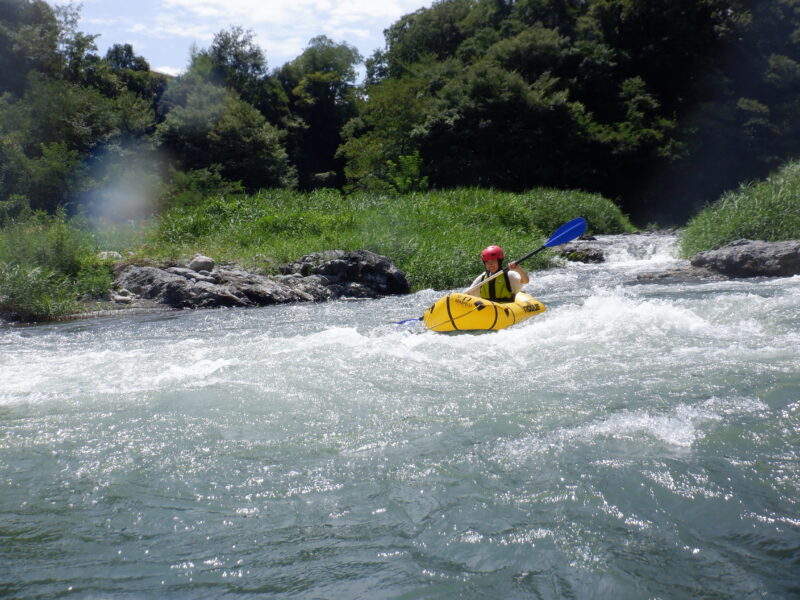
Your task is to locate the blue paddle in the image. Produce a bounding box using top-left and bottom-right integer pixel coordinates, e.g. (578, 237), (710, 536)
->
(396, 217), (588, 325)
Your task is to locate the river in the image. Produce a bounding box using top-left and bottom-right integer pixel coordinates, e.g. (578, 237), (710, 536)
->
(1, 233), (798, 599)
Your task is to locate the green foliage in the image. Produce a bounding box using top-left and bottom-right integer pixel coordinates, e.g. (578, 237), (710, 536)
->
(680, 160), (800, 257)
(0, 194), (32, 226)
(277, 35), (362, 189)
(5, 0), (800, 229)
(0, 262), (77, 321)
(352, 0), (800, 223)
(157, 76), (295, 190)
(338, 72), (434, 193)
(386, 151), (429, 194)
(0, 0), (63, 95)
(162, 167), (245, 209)
(0, 210), (113, 320)
(148, 187), (633, 290)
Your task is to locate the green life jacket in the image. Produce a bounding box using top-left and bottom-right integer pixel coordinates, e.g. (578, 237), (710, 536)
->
(479, 269), (515, 302)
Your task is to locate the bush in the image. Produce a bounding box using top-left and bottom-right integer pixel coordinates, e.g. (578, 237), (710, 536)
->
(0, 263), (77, 321)
(0, 210), (113, 320)
(681, 160), (800, 257)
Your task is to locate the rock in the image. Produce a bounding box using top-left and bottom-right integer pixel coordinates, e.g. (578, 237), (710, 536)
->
(690, 239), (800, 278)
(188, 254), (215, 272)
(165, 266), (217, 284)
(279, 273), (337, 301)
(111, 249), (410, 312)
(560, 242), (606, 263)
(280, 250), (410, 297)
(114, 266), (251, 309)
(636, 266), (728, 284)
(559, 240), (607, 263)
(98, 251), (123, 261)
(214, 267), (313, 304)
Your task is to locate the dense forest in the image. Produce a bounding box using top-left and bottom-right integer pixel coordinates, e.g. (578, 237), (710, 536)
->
(2, 0), (800, 223)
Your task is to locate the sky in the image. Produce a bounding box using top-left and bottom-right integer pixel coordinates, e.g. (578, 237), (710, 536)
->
(76, 0), (435, 78)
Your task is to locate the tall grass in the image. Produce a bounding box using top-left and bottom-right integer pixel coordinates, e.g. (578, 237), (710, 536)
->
(146, 187), (634, 290)
(681, 160), (800, 257)
(0, 210), (112, 320)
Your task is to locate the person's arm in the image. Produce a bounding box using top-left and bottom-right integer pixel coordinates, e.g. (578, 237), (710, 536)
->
(508, 261), (529, 285)
(466, 273), (484, 296)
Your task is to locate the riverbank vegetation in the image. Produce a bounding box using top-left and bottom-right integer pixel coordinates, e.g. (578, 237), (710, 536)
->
(680, 160), (800, 258)
(0, 187), (633, 320)
(0, 205), (113, 320)
(148, 187), (634, 290)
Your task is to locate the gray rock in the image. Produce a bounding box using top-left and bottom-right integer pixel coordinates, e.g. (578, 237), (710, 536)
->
(188, 254), (215, 272)
(691, 239), (800, 278)
(279, 274), (337, 301)
(636, 266), (728, 284)
(112, 249), (410, 311)
(214, 268), (313, 304)
(165, 267), (217, 283)
(280, 250), (410, 296)
(98, 251), (123, 260)
(115, 266), (252, 309)
(559, 241), (606, 263)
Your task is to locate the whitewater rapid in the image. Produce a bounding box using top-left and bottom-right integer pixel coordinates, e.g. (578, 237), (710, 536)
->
(1, 233), (798, 599)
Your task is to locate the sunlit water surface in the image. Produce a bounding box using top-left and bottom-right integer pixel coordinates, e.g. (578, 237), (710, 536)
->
(2, 234), (799, 599)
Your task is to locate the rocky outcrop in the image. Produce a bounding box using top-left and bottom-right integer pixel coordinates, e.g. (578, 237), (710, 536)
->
(690, 239), (800, 278)
(112, 250), (410, 310)
(637, 239), (800, 283)
(280, 250), (410, 297)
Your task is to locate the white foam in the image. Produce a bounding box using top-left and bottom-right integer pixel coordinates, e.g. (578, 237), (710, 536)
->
(493, 396), (769, 464)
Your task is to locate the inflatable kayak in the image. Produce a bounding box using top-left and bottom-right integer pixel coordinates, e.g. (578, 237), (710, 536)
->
(422, 291), (545, 332)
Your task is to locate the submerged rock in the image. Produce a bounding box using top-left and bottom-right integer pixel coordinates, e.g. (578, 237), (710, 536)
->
(112, 250), (410, 311)
(690, 239), (800, 278)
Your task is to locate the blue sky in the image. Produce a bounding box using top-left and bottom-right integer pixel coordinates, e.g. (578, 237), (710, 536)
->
(77, 0), (434, 77)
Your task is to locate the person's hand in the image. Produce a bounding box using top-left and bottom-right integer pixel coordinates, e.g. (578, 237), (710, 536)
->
(508, 261), (519, 270)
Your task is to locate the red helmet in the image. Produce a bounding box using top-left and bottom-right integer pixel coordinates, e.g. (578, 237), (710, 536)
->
(481, 245), (504, 261)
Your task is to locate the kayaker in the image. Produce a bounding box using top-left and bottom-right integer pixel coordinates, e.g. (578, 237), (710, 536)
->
(468, 245), (529, 302)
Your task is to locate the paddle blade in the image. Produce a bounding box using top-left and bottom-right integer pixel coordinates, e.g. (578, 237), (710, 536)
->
(543, 217), (587, 248)
(396, 317), (422, 326)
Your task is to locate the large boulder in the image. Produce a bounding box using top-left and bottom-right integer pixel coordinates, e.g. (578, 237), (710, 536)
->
(114, 266), (253, 308)
(214, 267), (313, 304)
(280, 250), (410, 297)
(690, 239), (800, 278)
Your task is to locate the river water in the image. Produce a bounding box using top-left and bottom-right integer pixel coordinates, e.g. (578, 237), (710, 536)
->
(1, 233), (798, 599)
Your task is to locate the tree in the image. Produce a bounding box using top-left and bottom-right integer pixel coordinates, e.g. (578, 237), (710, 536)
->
(338, 71), (434, 192)
(157, 76), (295, 190)
(105, 43), (149, 72)
(0, 0), (62, 95)
(277, 35), (361, 189)
(190, 27), (292, 129)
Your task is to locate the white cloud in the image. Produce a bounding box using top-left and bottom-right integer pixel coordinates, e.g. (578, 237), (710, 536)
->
(153, 65), (185, 77)
(80, 0), (433, 76)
